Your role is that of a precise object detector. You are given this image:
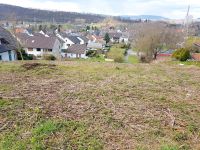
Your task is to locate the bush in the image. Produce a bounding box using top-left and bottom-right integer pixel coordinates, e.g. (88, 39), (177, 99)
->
(86, 50), (98, 57)
(120, 43), (131, 50)
(107, 46), (125, 63)
(139, 55), (152, 63)
(172, 48), (191, 61)
(43, 54), (56, 61)
(17, 49), (34, 60)
(114, 56), (124, 63)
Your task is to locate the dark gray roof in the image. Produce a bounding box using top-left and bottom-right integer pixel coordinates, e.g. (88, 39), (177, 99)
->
(0, 26), (19, 50)
(59, 33), (81, 44)
(24, 36), (57, 49)
(67, 36), (81, 44)
(0, 44), (11, 53)
(66, 44), (87, 54)
(15, 33), (30, 45)
(79, 36), (89, 43)
(33, 33), (45, 37)
(108, 32), (122, 39)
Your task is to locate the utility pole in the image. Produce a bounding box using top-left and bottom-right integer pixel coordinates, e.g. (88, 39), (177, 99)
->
(184, 5), (190, 39)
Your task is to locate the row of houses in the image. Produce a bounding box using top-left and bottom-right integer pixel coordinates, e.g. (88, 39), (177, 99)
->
(0, 25), (130, 61)
(15, 31), (88, 59)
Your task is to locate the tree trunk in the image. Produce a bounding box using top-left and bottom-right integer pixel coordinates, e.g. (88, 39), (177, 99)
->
(154, 52), (158, 60)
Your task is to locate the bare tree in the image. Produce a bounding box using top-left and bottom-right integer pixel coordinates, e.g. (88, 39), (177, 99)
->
(132, 22), (183, 62)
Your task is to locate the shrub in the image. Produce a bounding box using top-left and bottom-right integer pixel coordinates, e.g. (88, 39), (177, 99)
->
(172, 48), (191, 61)
(86, 50), (98, 57)
(120, 43), (131, 49)
(17, 49), (34, 60)
(139, 55), (152, 63)
(107, 46), (125, 63)
(114, 56), (124, 63)
(43, 54), (56, 61)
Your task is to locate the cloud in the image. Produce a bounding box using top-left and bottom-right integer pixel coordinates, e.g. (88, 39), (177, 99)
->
(0, 0), (199, 19)
(0, 0), (81, 12)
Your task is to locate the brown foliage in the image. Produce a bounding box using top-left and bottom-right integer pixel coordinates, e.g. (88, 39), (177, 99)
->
(133, 22), (183, 62)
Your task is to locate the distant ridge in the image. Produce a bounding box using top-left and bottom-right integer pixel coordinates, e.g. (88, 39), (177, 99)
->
(0, 4), (106, 23)
(121, 15), (168, 21)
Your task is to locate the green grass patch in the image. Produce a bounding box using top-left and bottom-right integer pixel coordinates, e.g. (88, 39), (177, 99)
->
(160, 144), (179, 150)
(0, 84), (13, 92)
(0, 120), (103, 150)
(0, 98), (24, 109)
(107, 45), (126, 63)
(1, 60), (200, 149)
(181, 61), (200, 67)
(169, 61), (200, 67)
(0, 63), (22, 72)
(128, 55), (139, 64)
(0, 99), (12, 108)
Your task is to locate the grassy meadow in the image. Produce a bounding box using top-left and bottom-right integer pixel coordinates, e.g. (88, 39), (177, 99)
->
(0, 61), (200, 149)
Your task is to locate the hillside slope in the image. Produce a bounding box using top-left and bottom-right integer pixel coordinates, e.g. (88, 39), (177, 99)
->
(121, 15), (168, 21)
(0, 61), (200, 149)
(0, 4), (105, 23)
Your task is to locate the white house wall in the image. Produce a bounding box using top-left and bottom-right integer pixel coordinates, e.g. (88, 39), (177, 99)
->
(66, 53), (77, 58)
(25, 48), (45, 57)
(119, 37), (129, 44)
(24, 39), (62, 59)
(61, 43), (69, 50)
(65, 53), (87, 59)
(0, 50), (17, 61)
(64, 38), (75, 46)
(52, 39), (62, 59)
(77, 37), (84, 44)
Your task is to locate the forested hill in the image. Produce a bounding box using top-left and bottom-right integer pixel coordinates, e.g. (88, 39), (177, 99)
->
(0, 4), (106, 23)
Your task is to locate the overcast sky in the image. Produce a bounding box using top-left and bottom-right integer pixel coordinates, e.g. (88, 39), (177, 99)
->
(0, 0), (199, 19)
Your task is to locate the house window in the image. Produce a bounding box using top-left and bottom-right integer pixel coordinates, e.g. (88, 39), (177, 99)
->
(48, 49), (52, 52)
(36, 48), (41, 51)
(67, 44), (70, 47)
(28, 48), (33, 51)
(0, 55), (2, 61)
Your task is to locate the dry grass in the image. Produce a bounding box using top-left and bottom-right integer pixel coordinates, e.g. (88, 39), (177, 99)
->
(0, 61), (200, 150)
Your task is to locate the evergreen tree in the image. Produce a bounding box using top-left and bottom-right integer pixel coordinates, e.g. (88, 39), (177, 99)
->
(104, 33), (110, 44)
(86, 26), (90, 31)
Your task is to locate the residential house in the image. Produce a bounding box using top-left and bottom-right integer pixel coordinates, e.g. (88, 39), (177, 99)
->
(157, 49), (175, 61)
(33, 31), (49, 37)
(64, 44), (87, 59)
(87, 42), (103, 51)
(108, 32), (122, 43)
(14, 28), (26, 34)
(58, 33), (81, 45)
(78, 36), (89, 45)
(120, 32), (129, 44)
(0, 42), (17, 61)
(56, 32), (89, 55)
(17, 34), (62, 59)
(0, 26), (18, 61)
